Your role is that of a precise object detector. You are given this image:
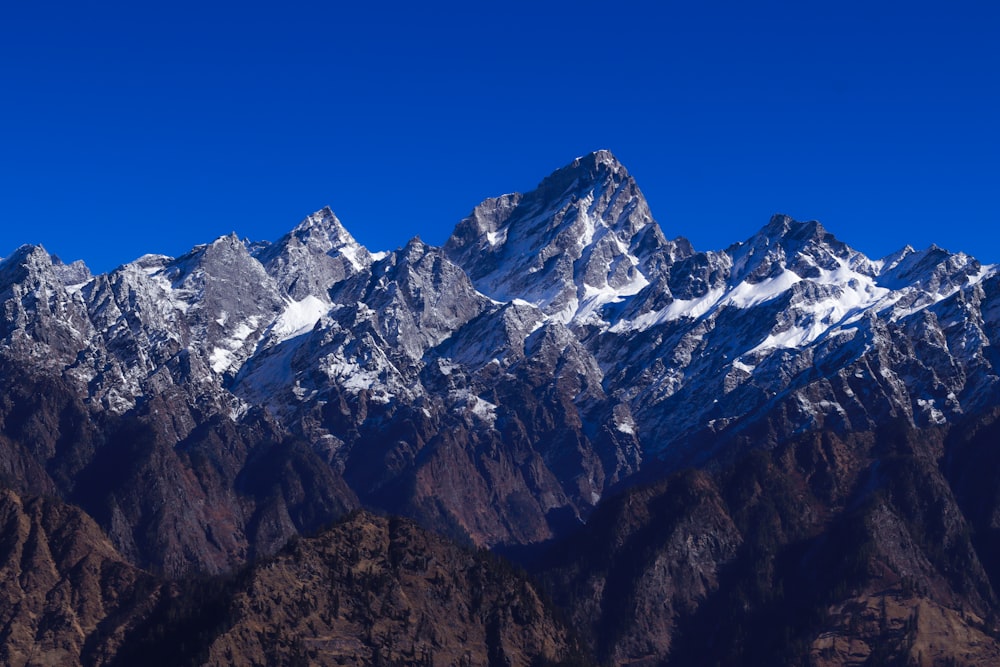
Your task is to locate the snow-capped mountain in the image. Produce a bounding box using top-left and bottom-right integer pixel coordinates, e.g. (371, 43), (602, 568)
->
(0, 150), (997, 568)
(445, 150), (680, 324)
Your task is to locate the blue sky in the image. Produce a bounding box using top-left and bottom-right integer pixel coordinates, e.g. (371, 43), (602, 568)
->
(2, 1), (997, 273)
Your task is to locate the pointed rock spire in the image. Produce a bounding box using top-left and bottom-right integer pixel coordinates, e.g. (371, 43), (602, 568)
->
(260, 207), (373, 300)
(287, 207), (362, 254)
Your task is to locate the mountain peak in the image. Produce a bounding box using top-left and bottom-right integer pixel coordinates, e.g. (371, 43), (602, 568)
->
(258, 208), (372, 300)
(761, 213), (828, 241)
(0, 244), (56, 287)
(591, 147), (619, 162)
(216, 232), (243, 248)
(446, 152), (673, 322)
(878, 245), (918, 273)
(296, 205), (345, 233)
(4, 243), (51, 265)
(728, 214), (868, 284)
(572, 148), (627, 173)
(397, 235), (431, 262)
(876, 242), (981, 291)
(765, 212), (795, 232)
(50, 257), (92, 286)
(745, 214), (842, 251)
(284, 207), (361, 252)
(530, 150), (632, 206)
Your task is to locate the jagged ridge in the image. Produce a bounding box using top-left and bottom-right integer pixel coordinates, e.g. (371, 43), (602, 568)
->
(0, 150), (997, 560)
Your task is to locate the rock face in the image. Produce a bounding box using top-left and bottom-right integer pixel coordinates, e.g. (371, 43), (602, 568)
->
(0, 488), (159, 667)
(1, 150), (999, 665)
(0, 351), (359, 577)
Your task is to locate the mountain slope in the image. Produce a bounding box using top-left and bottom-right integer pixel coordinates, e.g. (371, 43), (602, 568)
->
(0, 489), (160, 666)
(539, 417), (1000, 666)
(0, 495), (584, 667)
(109, 511), (585, 667)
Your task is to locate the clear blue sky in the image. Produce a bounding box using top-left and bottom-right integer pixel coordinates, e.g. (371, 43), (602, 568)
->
(2, 1), (997, 273)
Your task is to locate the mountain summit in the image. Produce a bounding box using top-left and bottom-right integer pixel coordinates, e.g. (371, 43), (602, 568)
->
(446, 150), (680, 323)
(257, 206), (373, 300)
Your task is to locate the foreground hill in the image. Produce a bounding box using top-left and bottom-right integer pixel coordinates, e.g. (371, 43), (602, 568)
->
(0, 498), (583, 666)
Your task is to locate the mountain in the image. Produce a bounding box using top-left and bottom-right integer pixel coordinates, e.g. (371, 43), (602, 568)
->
(1, 150), (998, 664)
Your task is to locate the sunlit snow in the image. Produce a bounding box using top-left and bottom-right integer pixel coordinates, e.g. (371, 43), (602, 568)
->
(271, 295), (330, 343)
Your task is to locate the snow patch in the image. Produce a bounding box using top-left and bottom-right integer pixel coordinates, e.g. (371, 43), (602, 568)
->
(917, 398), (946, 425)
(575, 272), (649, 324)
(64, 280), (92, 295)
(612, 287), (725, 332)
(272, 295), (330, 342)
(450, 389), (497, 425)
(750, 325), (817, 353)
(339, 243), (364, 270)
(232, 321), (255, 342)
(207, 316), (260, 373)
(486, 230), (507, 247)
(210, 347), (235, 373)
(725, 270), (801, 308)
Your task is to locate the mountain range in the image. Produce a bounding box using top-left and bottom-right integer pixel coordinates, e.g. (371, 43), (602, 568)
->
(2, 150), (999, 665)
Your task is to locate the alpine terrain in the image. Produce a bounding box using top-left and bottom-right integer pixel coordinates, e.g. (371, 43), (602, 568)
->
(2, 150), (999, 665)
